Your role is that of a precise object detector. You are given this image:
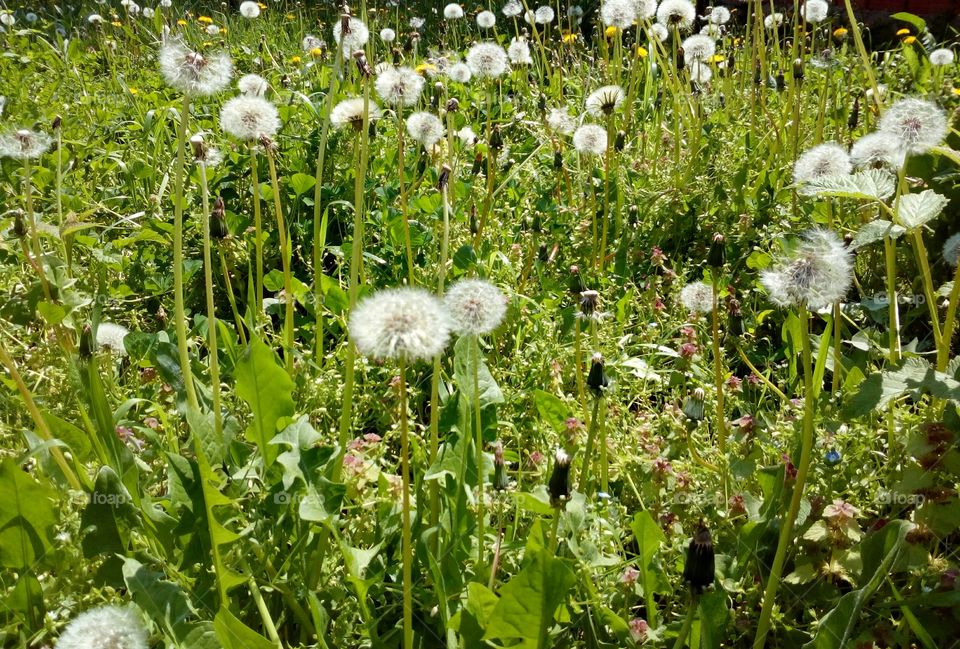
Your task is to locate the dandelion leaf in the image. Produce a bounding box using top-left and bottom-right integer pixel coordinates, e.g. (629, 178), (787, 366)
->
(234, 335), (295, 466)
(0, 458), (57, 570)
(214, 607), (276, 649)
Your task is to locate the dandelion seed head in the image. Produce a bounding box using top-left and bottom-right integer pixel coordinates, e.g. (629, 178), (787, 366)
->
(375, 66), (425, 107)
(761, 229), (853, 309)
(650, 23), (669, 40)
(349, 288), (451, 361)
(406, 111), (444, 149)
(159, 40), (232, 96)
(379, 27), (396, 42)
(878, 97), (948, 155)
(0, 129), (53, 160)
(656, 0), (696, 31)
(444, 3), (465, 20)
(333, 16), (369, 56)
(88, 13), (103, 23)
(547, 107), (576, 135)
(302, 34), (323, 53)
(535, 6), (555, 23)
(55, 605), (147, 649)
(573, 123), (608, 155)
(237, 73), (268, 96)
(700, 23), (722, 38)
(682, 34), (716, 61)
(929, 48), (955, 66)
(0, 12), (15, 27)
(477, 10), (497, 28)
(801, 0), (829, 23)
(943, 233), (960, 267)
(508, 37), (533, 65)
(503, 0), (523, 17)
(239, 1), (260, 18)
(586, 85), (625, 117)
(601, 0), (637, 29)
(409, 16), (425, 29)
(444, 279), (507, 335)
(448, 61), (472, 83)
(330, 97), (381, 130)
(850, 131), (905, 170)
(680, 281), (714, 314)
(764, 12), (783, 29)
(633, 0), (657, 20)
(467, 41), (509, 78)
(220, 95), (280, 141)
(709, 6), (731, 24)
(206, 24), (220, 36)
(96, 323), (130, 356)
(690, 61), (713, 83)
(458, 126), (477, 145)
(793, 142), (851, 185)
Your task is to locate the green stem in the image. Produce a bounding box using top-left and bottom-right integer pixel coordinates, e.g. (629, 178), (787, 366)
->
(753, 306), (816, 648)
(883, 236), (901, 362)
(173, 94), (199, 411)
(474, 334), (486, 574)
(909, 230), (942, 352)
(711, 281), (727, 452)
(577, 396), (602, 494)
(198, 162), (222, 439)
(937, 262), (960, 372)
(398, 357), (414, 649)
(397, 111), (415, 285)
(265, 147), (295, 374)
(473, 84), (496, 248)
(671, 594), (698, 649)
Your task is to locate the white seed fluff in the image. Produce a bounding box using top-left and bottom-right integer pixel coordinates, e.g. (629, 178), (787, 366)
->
(535, 5), (555, 23)
(633, 0), (657, 20)
(929, 48), (955, 66)
(679, 281), (714, 314)
(850, 131), (905, 170)
(573, 123), (608, 155)
(159, 40), (232, 96)
(508, 37), (533, 65)
(239, 1), (260, 18)
(349, 288), (452, 361)
(55, 605), (147, 649)
(0, 129), (53, 160)
(220, 95), (280, 141)
(332, 17), (370, 56)
(801, 0), (829, 23)
(375, 66), (425, 107)
(682, 34), (716, 61)
(709, 6), (731, 24)
(477, 10), (497, 28)
(585, 85), (625, 117)
(444, 279), (507, 335)
(656, 0), (696, 31)
(379, 28), (396, 42)
(502, 0), (523, 17)
(547, 107), (576, 135)
(406, 111), (445, 149)
(793, 142), (852, 185)
(449, 62), (473, 83)
(330, 97), (381, 130)
(761, 229), (853, 309)
(601, 0), (637, 29)
(943, 233), (960, 267)
(444, 3), (465, 19)
(877, 97), (948, 155)
(238, 73), (268, 96)
(96, 323), (130, 356)
(467, 42), (509, 78)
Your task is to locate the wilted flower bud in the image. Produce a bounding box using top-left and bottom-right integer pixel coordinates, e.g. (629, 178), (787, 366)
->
(726, 297), (743, 336)
(52, 115), (62, 131)
(628, 204), (639, 227)
(615, 130), (626, 152)
(554, 151), (563, 169)
(446, 97), (459, 112)
(438, 164), (451, 190)
(548, 449), (571, 507)
(775, 71), (785, 91)
(568, 265), (586, 295)
(490, 126), (503, 151)
(79, 325), (94, 359)
(707, 233), (725, 268)
(13, 211), (26, 238)
(682, 523), (715, 592)
(190, 133), (205, 160)
(492, 441), (509, 491)
(538, 93), (546, 113)
(472, 152), (482, 176)
(847, 97), (859, 131)
(579, 290), (599, 317)
(211, 196), (228, 239)
(792, 58), (804, 81)
(353, 50), (372, 77)
(469, 203), (478, 234)
(682, 387), (705, 421)
(586, 353), (609, 394)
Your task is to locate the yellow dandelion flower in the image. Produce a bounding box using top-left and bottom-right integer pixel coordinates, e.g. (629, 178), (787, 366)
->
(258, 2), (267, 8)
(561, 31), (576, 44)
(202, 41), (212, 47)
(903, 36), (916, 44)
(176, 19), (187, 26)
(310, 47), (323, 57)
(291, 55), (302, 63)
(286, 13), (295, 20)
(221, 28), (227, 34)
(128, 87), (139, 95)
(416, 62), (437, 75)
(833, 27), (848, 37)
(604, 25), (619, 38)
(710, 53), (725, 63)
(953, 87), (960, 96)
(111, 20), (122, 27)
(896, 28), (910, 36)
(636, 46), (648, 58)
(198, 15), (213, 24)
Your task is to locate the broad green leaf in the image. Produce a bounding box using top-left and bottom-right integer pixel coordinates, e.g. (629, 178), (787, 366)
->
(890, 11), (926, 32)
(802, 521), (912, 649)
(698, 590), (730, 649)
(458, 582), (500, 648)
(187, 406), (228, 466)
(40, 409), (92, 459)
(896, 190), (949, 230)
(850, 220), (905, 249)
(803, 169), (895, 201)
(122, 557), (196, 641)
(270, 415), (323, 490)
(0, 458), (57, 569)
(234, 335), (295, 466)
(533, 389), (569, 433)
(844, 358), (960, 417)
(82, 466), (138, 586)
(289, 172), (316, 196)
(483, 549), (576, 649)
(454, 336), (504, 407)
(214, 607), (278, 649)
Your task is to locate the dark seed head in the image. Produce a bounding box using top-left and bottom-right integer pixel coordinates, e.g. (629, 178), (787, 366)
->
(586, 353), (609, 394)
(707, 233), (725, 268)
(79, 325), (94, 359)
(548, 449), (571, 507)
(682, 522), (715, 592)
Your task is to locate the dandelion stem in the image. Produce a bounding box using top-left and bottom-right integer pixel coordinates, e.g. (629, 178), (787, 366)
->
(473, 83), (496, 248)
(474, 334), (486, 575)
(265, 147), (295, 374)
(398, 357), (414, 649)
(396, 111), (415, 285)
(577, 395), (602, 494)
(937, 262), (960, 373)
(198, 161), (222, 439)
(173, 94), (199, 411)
(711, 280), (727, 452)
(250, 144), (264, 330)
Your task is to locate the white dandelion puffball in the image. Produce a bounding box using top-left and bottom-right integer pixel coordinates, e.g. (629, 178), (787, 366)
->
(160, 0), (171, 7)
(0, 12), (15, 27)
(56, 605), (147, 649)
(761, 229), (853, 309)
(449, 62), (472, 83)
(547, 107), (577, 136)
(458, 126), (478, 145)
(206, 24), (220, 36)
(503, 0), (523, 17)
(444, 279), (507, 336)
(379, 28), (396, 43)
(239, 1), (260, 18)
(801, 0), (829, 23)
(650, 23), (669, 41)
(302, 34), (323, 52)
(96, 323), (130, 356)
(375, 66), (425, 107)
(634, 0), (657, 20)
(690, 61), (713, 83)
(535, 5), (555, 23)
(508, 37), (533, 65)
(409, 16), (426, 29)
(467, 42), (509, 78)
(332, 16), (369, 56)
(159, 40), (232, 96)
(0, 129), (53, 160)
(444, 3), (465, 19)
(88, 13), (104, 23)
(220, 95), (280, 141)
(350, 288), (452, 362)
(700, 23), (722, 38)
(142, 7), (154, 18)
(601, 0), (637, 29)
(573, 124), (608, 156)
(238, 73), (268, 96)
(764, 12), (784, 29)
(793, 142), (852, 186)
(25, 11), (38, 22)
(0, 96), (5, 118)
(586, 85), (625, 117)
(406, 112), (445, 149)
(477, 10), (497, 28)
(878, 97), (948, 155)
(524, 9), (537, 23)
(682, 34), (716, 61)
(929, 48), (955, 66)
(850, 131), (905, 170)
(943, 233), (960, 267)
(330, 97), (381, 130)
(680, 281), (714, 314)
(656, 0), (696, 31)
(709, 6), (731, 24)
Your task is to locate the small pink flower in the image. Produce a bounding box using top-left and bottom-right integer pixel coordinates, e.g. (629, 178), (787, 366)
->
(653, 457), (672, 475)
(747, 373), (761, 387)
(629, 618), (649, 641)
(680, 326), (697, 342)
(728, 493), (746, 515)
(363, 433), (382, 444)
(680, 342), (698, 359)
(823, 499), (859, 521)
(620, 566), (640, 586)
(653, 297), (665, 312)
(528, 450), (545, 468)
(650, 247), (665, 266)
(144, 417), (161, 430)
(782, 454), (797, 480)
(726, 375), (743, 392)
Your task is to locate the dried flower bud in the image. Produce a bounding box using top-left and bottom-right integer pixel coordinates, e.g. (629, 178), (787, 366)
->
(586, 352), (609, 394)
(682, 388), (705, 421)
(52, 115), (62, 130)
(446, 97), (459, 112)
(492, 441), (509, 491)
(490, 126), (503, 151)
(211, 196), (228, 239)
(579, 289), (599, 316)
(847, 97), (859, 131)
(548, 449), (571, 507)
(682, 523), (715, 592)
(79, 325), (94, 359)
(554, 151), (563, 169)
(792, 58), (804, 81)
(438, 164), (451, 190)
(615, 130), (626, 152)
(707, 233), (725, 268)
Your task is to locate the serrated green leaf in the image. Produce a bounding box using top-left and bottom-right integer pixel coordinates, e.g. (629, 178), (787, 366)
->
(122, 557), (196, 641)
(214, 607), (278, 649)
(896, 190), (948, 230)
(803, 169), (895, 201)
(533, 389), (569, 433)
(850, 220), (905, 249)
(234, 335), (295, 466)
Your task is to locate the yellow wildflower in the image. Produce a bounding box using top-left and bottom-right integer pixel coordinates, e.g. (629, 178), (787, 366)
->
(896, 28), (910, 36)
(561, 31), (576, 44)
(198, 15), (213, 24)
(833, 27), (848, 37)
(604, 25), (619, 38)
(128, 87), (139, 95)
(176, 19), (187, 26)
(258, 2), (267, 8)
(310, 47), (323, 57)
(291, 55), (302, 63)
(903, 36), (916, 44)
(111, 20), (122, 27)
(710, 53), (725, 63)
(636, 46), (648, 58)
(416, 62), (437, 75)
(286, 13), (295, 20)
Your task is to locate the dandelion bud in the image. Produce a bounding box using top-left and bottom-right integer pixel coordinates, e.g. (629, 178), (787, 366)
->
(190, 133), (205, 160)
(792, 58), (804, 82)
(490, 126), (503, 151)
(438, 164), (451, 190)
(707, 233), (725, 268)
(847, 97), (860, 131)
(569, 266), (586, 295)
(586, 353), (609, 394)
(13, 211), (26, 238)
(446, 97), (459, 112)
(472, 153), (482, 176)
(615, 130), (626, 152)
(353, 50), (372, 77)
(340, 13), (351, 34)
(470, 204), (478, 234)
(682, 388), (705, 421)
(52, 115), (62, 131)
(682, 522), (715, 592)
(548, 449), (571, 507)
(259, 134), (277, 154)
(628, 205), (638, 227)
(79, 325), (94, 359)
(492, 441), (509, 491)
(211, 196), (228, 239)
(538, 94), (547, 113)
(579, 290), (599, 317)
(775, 72), (785, 91)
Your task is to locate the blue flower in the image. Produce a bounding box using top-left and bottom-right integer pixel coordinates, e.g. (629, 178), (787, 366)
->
(825, 449), (841, 465)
